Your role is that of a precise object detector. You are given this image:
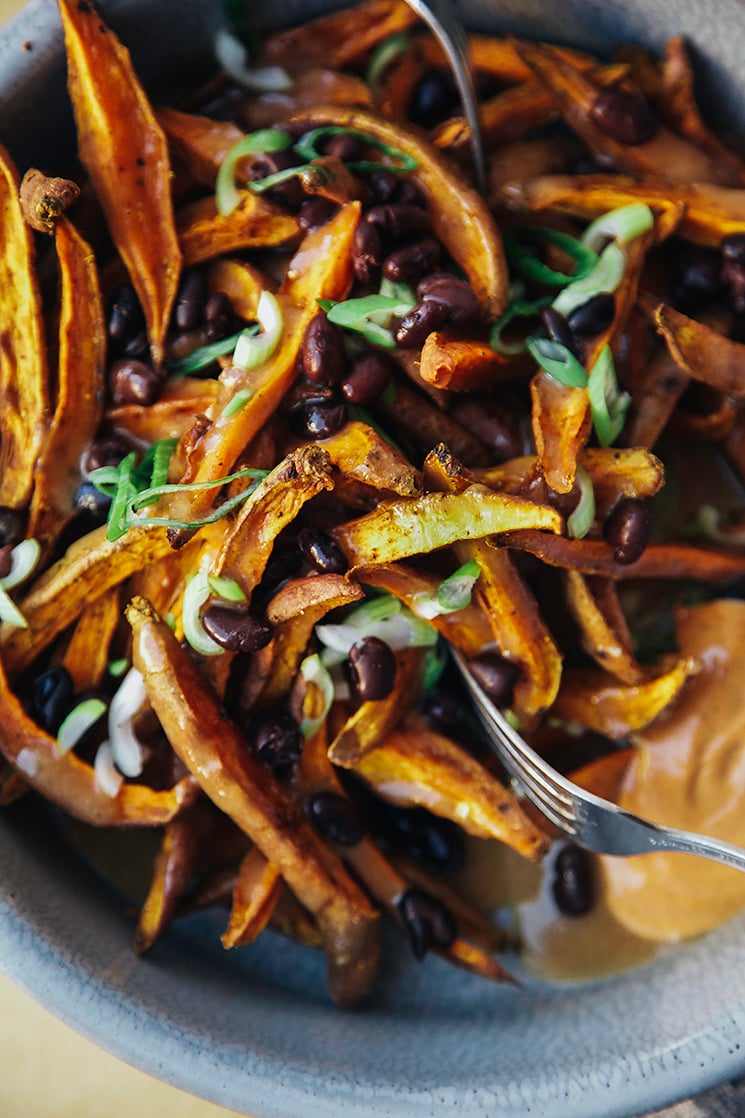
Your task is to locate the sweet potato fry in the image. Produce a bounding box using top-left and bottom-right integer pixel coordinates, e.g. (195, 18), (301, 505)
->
(288, 106), (508, 317)
(243, 70), (373, 131)
(221, 847), (282, 949)
(157, 107), (244, 187)
(552, 656), (696, 739)
(487, 135), (582, 202)
(61, 588), (122, 692)
(500, 173), (745, 247)
(0, 764), (27, 807)
(258, 0), (419, 71)
(530, 374), (592, 495)
(423, 444), (563, 719)
(327, 648), (425, 766)
(624, 346), (690, 450)
(319, 420), (422, 499)
(127, 595), (380, 1006)
(177, 194), (300, 267)
(332, 485), (562, 569)
(516, 41), (739, 187)
(564, 570), (645, 685)
(419, 331), (514, 391)
(0, 524), (174, 679)
(28, 216), (105, 550)
(109, 376), (219, 445)
(260, 574), (365, 705)
(166, 202), (360, 536)
(654, 303), (745, 398)
(0, 142), (49, 510)
(58, 0), (181, 366)
(374, 378), (494, 466)
(0, 650), (197, 826)
(502, 532), (745, 583)
(342, 713), (549, 860)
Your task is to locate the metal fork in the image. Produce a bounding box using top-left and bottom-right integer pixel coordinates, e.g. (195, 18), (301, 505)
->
(452, 651), (745, 872)
(401, 0), (486, 193)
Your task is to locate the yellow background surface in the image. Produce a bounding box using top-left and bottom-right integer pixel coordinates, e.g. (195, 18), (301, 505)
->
(0, 0), (243, 1113)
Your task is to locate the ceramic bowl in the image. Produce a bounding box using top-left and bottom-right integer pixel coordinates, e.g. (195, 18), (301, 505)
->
(3, 2), (745, 1116)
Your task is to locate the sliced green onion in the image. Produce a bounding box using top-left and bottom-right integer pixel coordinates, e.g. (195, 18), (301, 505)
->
(103, 450), (138, 541)
(0, 585), (27, 628)
(567, 465), (596, 539)
(57, 698), (107, 755)
(221, 388), (253, 418)
(552, 241), (626, 317)
(232, 290), (283, 369)
(299, 653), (335, 738)
(208, 575), (247, 602)
(526, 337), (588, 388)
(490, 295), (552, 356)
(588, 345), (631, 447)
(124, 470), (266, 534)
(107, 657), (130, 679)
(347, 593), (402, 626)
(141, 437), (177, 491)
(293, 126), (418, 175)
(582, 203), (654, 253)
(214, 27), (291, 94)
(183, 569), (224, 657)
(0, 537), (41, 591)
(326, 292), (415, 348)
(504, 227), (598, 288)
(366, 31), (410, 89)
(421, 640), (447, 692)
(216, 128), (294, 216)
(166, 329), (253, 377)
(247, 162), (327, 195)
(438, 558), (481, 612)
(379, 276), (417, 304)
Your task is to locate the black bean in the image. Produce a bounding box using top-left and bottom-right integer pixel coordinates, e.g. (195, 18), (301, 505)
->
(108, 358), (162, 406)
(393, 177), (427, 208)
(387, 804), (465, 875)
(467, 651), (519, 707)
(566, 292), (617, 337)
(322, 132), (366, 162)
(416, 272), (480, 327)
(450, 397), (525, 462)
(0, 506), (25, 549)
(383, 237), (441, 285)
(341, 351), (393, 405)
(394, 299), (448, 348)
(107, 283), (143, 347)
(365, 203), (431, 241)
(396, 887), (457, 958)
(122, 329), (149, 359)
(721, 233), (745, 264)
(254, 546), (304, 606)
(421, 685), (463, 736)
(82, 438), (129, 475)
(603, 498), (652, 565)
(366, 168), (400, 203)
(297, 526), (348, 574)
(73, 481), (112, 519)
(289, 396), (348, 440)
(352, 221), (383, 285)
(301, 313), (346, 386)
(32, 666), (74, 734)
(552, 844), (596, 917)
(249, 148), (304, 209)
(250, 711), (303, 767)
(668, 248), (721, 314)
(305, 790), (365, 846)
(348, 636), (397, 701)
(720, 245), (745, 314)
(408, 68), (459, 129)
(201, 604), (273, 654)
(204, 292), (235, 342)
(298, 196), (337, 232)
(589, 84), (658, 146)
(174, 268), (207, 331)
(718, 574), (745, 601)
(540, 306), (583, 362)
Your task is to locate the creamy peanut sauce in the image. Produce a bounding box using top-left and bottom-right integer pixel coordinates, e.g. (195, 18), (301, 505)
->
(460, 599), (745, 979)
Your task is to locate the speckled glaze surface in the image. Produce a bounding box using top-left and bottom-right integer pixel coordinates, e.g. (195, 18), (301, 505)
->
(3, 2), (745, 1117)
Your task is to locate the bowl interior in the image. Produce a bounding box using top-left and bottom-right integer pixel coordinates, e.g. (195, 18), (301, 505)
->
(3, 2), (745, 1116)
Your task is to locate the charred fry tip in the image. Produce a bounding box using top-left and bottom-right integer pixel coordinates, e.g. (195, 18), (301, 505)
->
(19, 168), (81, 234)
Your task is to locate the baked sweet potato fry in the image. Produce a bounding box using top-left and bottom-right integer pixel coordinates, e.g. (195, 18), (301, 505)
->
(221, 848), (283, 949)
(654, 303), (745, 398)
(128, 595), (380, 1007)
(258, 0), (420, 71)
(58, 0), (181, 366)
(177, 194), (300, 266)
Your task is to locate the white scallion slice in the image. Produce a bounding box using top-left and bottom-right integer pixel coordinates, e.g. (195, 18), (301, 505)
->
(299, 653), (335, 738)
(232, 291), (283, 370)
(0, 537), (41, 590)
(183, 569), (224, 657)
(317, 607), (437, 666)
(93, 741), (124, 798)
(567, 465), (596, 540)
(581, 203), (655, 253)
(551, 242), (625, 317)
(0, 585), (28, 628)
(108, 667), (149, 778)
(214, 28), (291, 92)
(57, 698), (107, 756)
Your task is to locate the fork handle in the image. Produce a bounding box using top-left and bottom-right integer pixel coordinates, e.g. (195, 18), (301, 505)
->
(640, 822), (745, 872)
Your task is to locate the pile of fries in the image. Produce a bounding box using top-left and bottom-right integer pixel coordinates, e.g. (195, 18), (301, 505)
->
(2, 0), (745, 1006)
